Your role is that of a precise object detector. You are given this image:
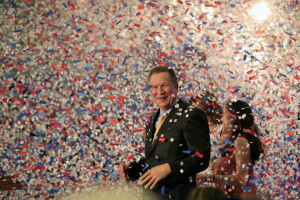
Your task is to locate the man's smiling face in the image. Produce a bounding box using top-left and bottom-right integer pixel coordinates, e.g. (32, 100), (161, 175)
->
(150, 72), (178, 112)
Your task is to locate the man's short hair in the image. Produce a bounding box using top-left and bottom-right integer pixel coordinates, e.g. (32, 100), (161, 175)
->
(148, 66), (178, 85)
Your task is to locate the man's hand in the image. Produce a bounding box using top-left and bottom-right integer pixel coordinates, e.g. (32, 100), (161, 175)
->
(139, 163), (171, 189)
(118, 161), (131, 182)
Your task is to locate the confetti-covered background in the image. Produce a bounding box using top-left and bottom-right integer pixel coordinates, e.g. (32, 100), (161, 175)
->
(0, 0), (299, 199)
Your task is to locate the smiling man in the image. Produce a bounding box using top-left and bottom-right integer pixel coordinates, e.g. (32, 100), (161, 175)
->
(119, 66), (210, 200)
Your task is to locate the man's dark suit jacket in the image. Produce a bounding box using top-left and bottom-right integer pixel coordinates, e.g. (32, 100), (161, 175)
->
(127, 100), (210, 200)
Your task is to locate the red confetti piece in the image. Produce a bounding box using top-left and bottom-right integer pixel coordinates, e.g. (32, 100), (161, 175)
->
(228, 113), (236, 119)
(96, 117), (103, 124)
(228, 148), (236, 152)
(19, 151), (27, 155)
(287, 131), (295, 136)
(216, 29), (223, 35)
(110, 119), (117, 125)
(107, 95), (116, 99)
(159, 52), (168, 57)
(195, 151), (203, 158)
(129, 181), (135, 187)
(237, 173), (242, 181)
(199, 13), (207, 20)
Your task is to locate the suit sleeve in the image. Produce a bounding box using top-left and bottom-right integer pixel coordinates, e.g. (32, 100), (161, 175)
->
(168, 108), (210, 182)
(126, 157), (146, 181)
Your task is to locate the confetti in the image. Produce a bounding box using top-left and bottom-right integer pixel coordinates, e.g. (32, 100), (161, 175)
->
(0, 0), (298, 199)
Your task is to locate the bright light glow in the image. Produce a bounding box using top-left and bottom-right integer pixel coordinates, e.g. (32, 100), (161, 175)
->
(201, 4), (214, 20)
(250, 2), (271, 21)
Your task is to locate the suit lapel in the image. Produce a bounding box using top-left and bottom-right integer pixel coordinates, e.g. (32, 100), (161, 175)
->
(146, 100), (186, 158)
(145, 112), (159, 156)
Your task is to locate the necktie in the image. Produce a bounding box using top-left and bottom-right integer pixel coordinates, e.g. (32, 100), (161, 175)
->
(153, 112), (166, 144)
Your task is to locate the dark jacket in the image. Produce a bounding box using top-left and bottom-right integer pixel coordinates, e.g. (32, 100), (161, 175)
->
(128, 100), (210, 199)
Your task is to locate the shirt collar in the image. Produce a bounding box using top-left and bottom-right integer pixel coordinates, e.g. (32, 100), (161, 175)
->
(159, 98), (179, 117)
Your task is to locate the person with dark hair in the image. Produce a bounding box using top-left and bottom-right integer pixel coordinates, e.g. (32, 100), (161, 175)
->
(119, 66), (210, 200)
(197, 100), (263, 198)
(186, 186), (226, 200)
(0, 175), (23, 190)
(189, 92), (223, 176)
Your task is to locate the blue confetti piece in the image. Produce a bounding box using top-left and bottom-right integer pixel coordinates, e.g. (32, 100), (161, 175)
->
(142, 165), (149, 172)
(187, 37), (194, 43)
(46, 144), (55, 149)
(75, 109), (85, 114)
(133, 98), (142, 101)
(17, 111), (26, 121)
(204, 41), (210, 47)
(46, 49), (55, 53)
(78, 91), (85, 96)
(36, 89), (42, 94)
(93, 172), (99, 180)
(39, 101), (47, 104)
(122, 57), (127, 65)
(182, 150), (191, 154)
(181, 87), (188, 91)
(145, 85), (153, 90)
(84, 65), (93, 70)
(80, 136), (87, 140)
(219, 147), (228, 152)
(37, 162), (44, 167)
(161, 186), (165, 195)
(279, 73), (287, 77)
(9, 43), (16, 47)
(62, 2), (68, 8)
(49, 188), (59, 194)
(218, 87), (226, 93)
(230, 4), (236, 7)
(242, 186), (251, 191)
(45, 10), (53, 16)
(251, 56), (259, 61)
(249, 179), (260, 183)
(223, 138), (232, 145)
(244, 50), (251, 55)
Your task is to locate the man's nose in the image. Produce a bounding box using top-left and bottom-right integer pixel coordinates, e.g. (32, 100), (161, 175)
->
(157, 86), (164, 94)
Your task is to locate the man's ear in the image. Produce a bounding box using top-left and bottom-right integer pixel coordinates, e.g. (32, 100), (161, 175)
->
(175, 83), (178, 90)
